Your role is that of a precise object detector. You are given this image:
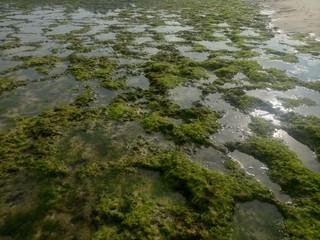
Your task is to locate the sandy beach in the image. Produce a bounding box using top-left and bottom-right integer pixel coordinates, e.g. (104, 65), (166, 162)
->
(253, 0), (320, 38)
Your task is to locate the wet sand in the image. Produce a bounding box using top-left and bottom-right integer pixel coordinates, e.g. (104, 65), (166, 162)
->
(252, 0), (320, 37)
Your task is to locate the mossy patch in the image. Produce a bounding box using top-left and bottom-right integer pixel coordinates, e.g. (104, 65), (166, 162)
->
(0, 41), (18, 50)
(66, 54), (125, 89)
(13, 55), (60, 74)
(0, 76), (27, 95)
(74, 86), (96, 107)
(265, 48), (299, 63)
(222, 87), (272, 112)
(282, 113), (320, 160)
(144, 51), (208, 89)
(278, 97), (316, 108)
(141, 106), (221, 144)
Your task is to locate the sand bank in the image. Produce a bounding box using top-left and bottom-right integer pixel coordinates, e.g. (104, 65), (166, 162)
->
(252, 0), (320, 38)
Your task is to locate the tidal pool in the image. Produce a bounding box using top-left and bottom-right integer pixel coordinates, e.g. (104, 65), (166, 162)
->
(1, 0), (320, 239)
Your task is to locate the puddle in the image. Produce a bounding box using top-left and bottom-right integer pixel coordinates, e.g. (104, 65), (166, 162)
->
(127, 74), (150, 88)
(197, 40), (239, 51)
(0, 75), (79, 120)
(165, 34), (184, 42)
(193, 147), (229, 173)
(213, 110), (251, 144)
(231, 200), (284, 240)
(0, 60), (22, 72)
(134, 36), (153, 44)
(203, 93), (233, 112)
(2, 46), (35, 56)
(80, 47), (114, 57)
(177, 45), (210, 61)
(229, 150), (291, 202)
(169, 85), (202, 108)
(143, 47), (160, 56)
(247, 87), (320, 117)
(152, 25), (193, 33)
(182, 51), (210, 61)
(239, 28), (260, 37)
(255, 54), (320, 81)
(95, 32), (117, 41)
(254, 33), (320, 81)
(273, 130), (320, 173)
(47, 25), (83, 35)
(126, 24), (149, 33)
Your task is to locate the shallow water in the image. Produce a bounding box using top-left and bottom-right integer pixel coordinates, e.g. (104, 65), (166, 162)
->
(231, 200), (284, 240)
(213, 110), (251, 144)
(1, 0), (320, 238)
(0, 75), (79, 120)
(193, 147), (229, 173)
(247, 87), (320, 117)
(169, 85), (202, 108)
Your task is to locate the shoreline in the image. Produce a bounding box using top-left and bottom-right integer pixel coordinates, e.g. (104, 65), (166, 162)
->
(251, 0), (320, 38)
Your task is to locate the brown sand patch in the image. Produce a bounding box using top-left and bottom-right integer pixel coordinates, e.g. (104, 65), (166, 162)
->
(252, 0), (320, 38)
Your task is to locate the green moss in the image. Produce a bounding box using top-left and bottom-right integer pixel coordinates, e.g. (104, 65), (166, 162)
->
(265, 48), (299, 63)
(14, 55), (60, 74)
(106, 152), (275, 239)
(107, 101), (141, 121)
(293, 36), (320, 56)
(141, 107), (221, 144)
(0, 41), (18, 50)
(222, 88), (272, 112)
(236, 136), (320, 239)
(74, 86), (96, 107)
(249, 117), (275, 137)
(0, 104), (101, 175)
(278, 97), (316, 108)
(202, 58), (300, 90)
(192, 42), (209, 52)
(214, 65), (239, 78)
(67, 42), (97, 53)
(0, 76), (26, 95)
(282, 113), (320, 160)
(144, 51), (207, 89)
(233, 49), (260, 59)
(66, 54), (123, 89)
(302, 80), (320, 92)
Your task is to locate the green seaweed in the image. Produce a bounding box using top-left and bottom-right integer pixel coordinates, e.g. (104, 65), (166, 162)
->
(192, 42), (209, 52)
(141, 107), (221, 144)
(0, 41), (18, 50)
(144, 51), (208, 89)
(74, 86), (96, 107)
(249, 117), (275, 137)
(107, 100), (141, 121)
(278, 97), (316, 108)
(14, 55), (60, 74)
(0, 76), (27, 95)
(66, 54), (125, 89)
(282, 113), (320, 160)
(265, 48), (299, 63)
(222, 87), (272, 112)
